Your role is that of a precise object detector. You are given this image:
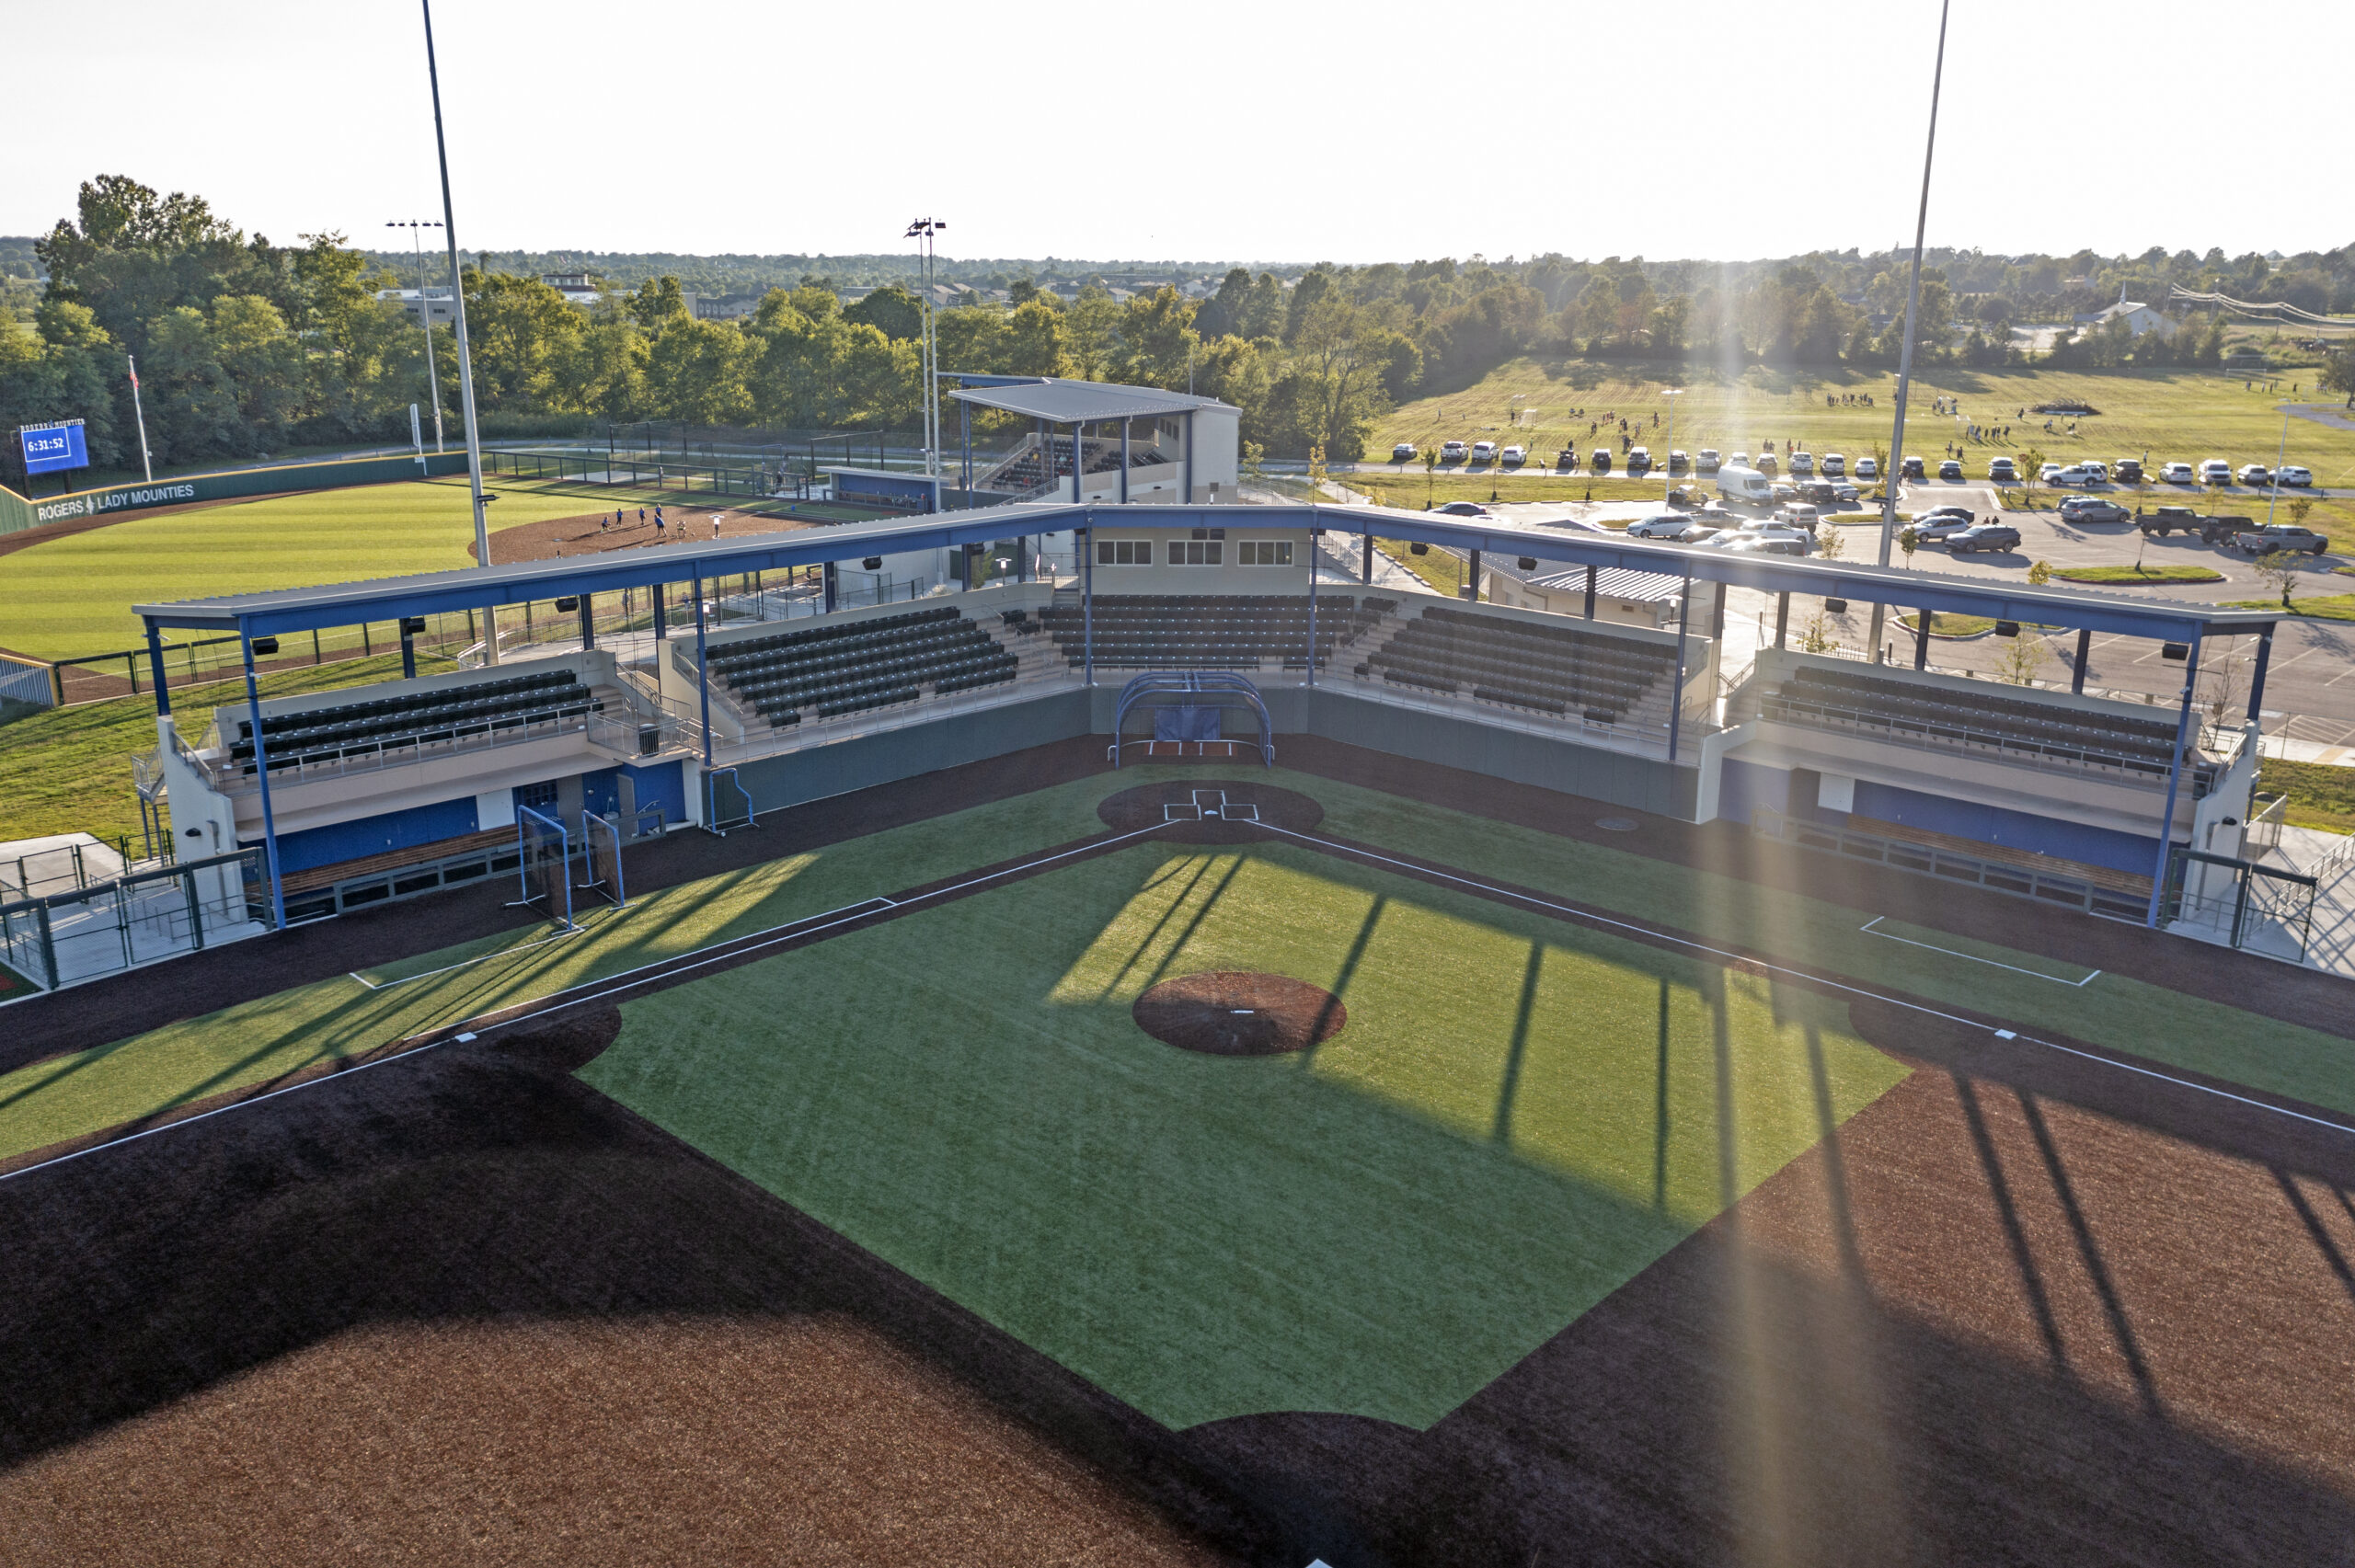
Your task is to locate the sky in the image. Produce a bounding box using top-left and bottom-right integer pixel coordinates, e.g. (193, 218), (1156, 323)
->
(8, 0), (2347, 269)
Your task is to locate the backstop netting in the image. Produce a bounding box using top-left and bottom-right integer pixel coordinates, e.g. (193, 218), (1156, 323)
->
(576, 811), (627, 910)
(513, 807), (574, 929)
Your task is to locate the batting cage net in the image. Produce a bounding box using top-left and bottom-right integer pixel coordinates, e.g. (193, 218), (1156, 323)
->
(576, 811), (628, 910)
(513, 807), (575, 929)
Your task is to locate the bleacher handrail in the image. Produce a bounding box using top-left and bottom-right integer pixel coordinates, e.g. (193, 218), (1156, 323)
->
(1759, 686), (2209, 784)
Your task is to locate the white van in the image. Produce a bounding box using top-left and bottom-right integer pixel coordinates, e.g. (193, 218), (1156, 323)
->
(1717, 464), (1775, 507)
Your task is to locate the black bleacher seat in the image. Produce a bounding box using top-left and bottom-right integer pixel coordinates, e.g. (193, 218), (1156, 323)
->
(232, 670), (600, 772)
(1357, 604), (1677, 724)
(1763, 664), (2205, 784)
(1033, 595), (1385, 670)
(706, 606), (1018, 729)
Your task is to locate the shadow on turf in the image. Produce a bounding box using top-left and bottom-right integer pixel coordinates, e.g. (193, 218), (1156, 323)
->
(3, 1012), (2353, 1567)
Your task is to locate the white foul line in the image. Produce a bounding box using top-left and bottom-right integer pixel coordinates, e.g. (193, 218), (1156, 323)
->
(1254, 824), (2354, 1139)
(349, 922), (591, 991)
(1857, 916), (2102, 987)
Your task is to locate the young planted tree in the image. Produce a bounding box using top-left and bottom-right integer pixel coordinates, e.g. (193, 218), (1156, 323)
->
(1996, 630), (2049, 686)
(2028, 559), (2052, 586)
(1898, 524), (1919, 567)
(2016, 447), (2045, 506)
(2253, 547), (2303, 611)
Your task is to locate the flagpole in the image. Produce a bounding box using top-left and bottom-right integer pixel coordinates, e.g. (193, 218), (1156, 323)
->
(127, 355), (154, 484)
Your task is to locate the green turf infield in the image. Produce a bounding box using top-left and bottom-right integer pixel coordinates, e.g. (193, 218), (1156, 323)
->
(3, 766), (2348, 1173)
(580, 838), (1910, 1429)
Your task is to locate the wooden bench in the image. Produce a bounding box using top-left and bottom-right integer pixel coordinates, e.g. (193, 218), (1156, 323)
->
(281, 826), (523, 896)
(1844, 815), (2150, 897)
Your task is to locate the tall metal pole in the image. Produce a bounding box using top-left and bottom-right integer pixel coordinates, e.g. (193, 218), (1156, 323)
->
(1660, 388), (1682, 502)
(422, 0), (499, 663)
(2266, 409), (2289, 526)
(388, 220), (446, 452)
(1866, 0), (1952, 665)
(126, 355), (153, 483)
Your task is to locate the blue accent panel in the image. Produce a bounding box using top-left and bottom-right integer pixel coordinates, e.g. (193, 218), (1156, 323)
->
(1848, 780), (2157, 875)
(1155, 705), (1222, 742)
(580, 766), (623, 819)
(621, 760), (687, 824)
(1717, 758), (1790, 826)
(261, 796), (479, 875)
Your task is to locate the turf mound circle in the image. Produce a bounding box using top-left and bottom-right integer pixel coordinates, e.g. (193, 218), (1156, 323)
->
(1133, 973), (1346, 1056)
(1594, 817), (1640, 832)
(1097, 780), (1324, 843)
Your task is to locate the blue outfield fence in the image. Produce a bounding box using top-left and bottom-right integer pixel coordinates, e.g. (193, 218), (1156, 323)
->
(1, 451), (471, 538)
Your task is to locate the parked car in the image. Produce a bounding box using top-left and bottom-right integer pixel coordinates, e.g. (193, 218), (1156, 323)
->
(1668, 449), (1690, 475)
(1821, 452), (1846, 477)
(1695, 449), (1723, 475)
(1627, 511), (1701, 539)
(1471, 440), (1498, 464)
(1795, 480), (1843, 508)
(1724, 526), (1817, 556)
(1500, 444), (1526, 469)
(1913, 512), (1978, 542)
(2233, 523), (2329, 555)
(2084, 461), (2109, 483)
(2051, 463), (2104, 486)
(2160, 461), (2195, 483)
(1773, 503), (1823, 532)
(2039, 463), (2064, 485)
(1664, 485), (1709, 509)
(1901, 455), (1926, 480)
(1938, 459), (1964, 480)
(1986, 456), (2018, 483)
(1626, 446), (1652, 475)
(1770, 483), (1799, 505)
(1391, 441), (1418, 462)
(2112, 459), (2143, 483)
(1591, 448), (1613, 475)
(2238, 464), (2272, 487)
(1556, 447), (1580, 469)
(1756, 452), (1778, 476)
(2279, 464), (2314, 487)
(1788, 452), (1815, 476)
(1946, 522), (2022, 554)
(1728, 452), (1751, 472)
(2137, 506), (2252, 544)
(2058, 497), (2133, 526)
(2199, 459), (2232, 485)
(1855, 455), (1879, 479)
(1441, 440), (1467, 463)
(1435, 500), (1490, 517)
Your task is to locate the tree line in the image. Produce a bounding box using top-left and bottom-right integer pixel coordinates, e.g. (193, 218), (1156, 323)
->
(6, 175), (2351, 483)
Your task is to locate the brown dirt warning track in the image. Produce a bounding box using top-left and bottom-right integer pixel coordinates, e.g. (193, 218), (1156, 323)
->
(3, 738), (2353, 1563)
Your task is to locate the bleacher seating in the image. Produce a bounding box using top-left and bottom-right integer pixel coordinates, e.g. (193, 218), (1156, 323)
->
(706, 606), (1017, 727)
(1355, 604), (1677, 724)
(1035, 595), (1385, 670)
(1762, 664), (2209, 785)
(231, 670), (597, 773)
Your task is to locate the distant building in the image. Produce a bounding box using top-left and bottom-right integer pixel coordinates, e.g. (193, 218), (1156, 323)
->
(540, 273), (603, 306)
(375, 288), (457, 326)
(2072, 287), (2175, 338)
(689, 292), (762, 320)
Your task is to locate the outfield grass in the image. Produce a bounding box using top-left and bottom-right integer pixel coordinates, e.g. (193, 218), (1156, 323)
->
(581, 839), (1907, 1429)
(0, 476), (704, 661)
(0, 654), (451, 846)
(1373, 362), (2355, 491)
(6, 766), (2350, 1181)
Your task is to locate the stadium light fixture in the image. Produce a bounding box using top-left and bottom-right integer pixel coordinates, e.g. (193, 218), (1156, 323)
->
(385, 220), (446, 452)
(420, 0), (500, 661)
(905, 218), (948, 478)
(1867, 0), (1952, 665)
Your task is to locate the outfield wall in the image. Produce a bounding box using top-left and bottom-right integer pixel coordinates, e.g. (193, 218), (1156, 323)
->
(723, 684), (1699, 823)
(0, 452), (471, 538)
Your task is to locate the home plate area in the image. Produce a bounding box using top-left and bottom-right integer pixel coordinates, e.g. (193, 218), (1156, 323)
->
(1095, 779), (1325, 842)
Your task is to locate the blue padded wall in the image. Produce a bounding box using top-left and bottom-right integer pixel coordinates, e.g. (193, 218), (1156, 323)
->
(260, 796), (479, 874)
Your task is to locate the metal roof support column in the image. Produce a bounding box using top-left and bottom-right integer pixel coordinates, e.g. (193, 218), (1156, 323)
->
(2072, 627), (2092, 693)
(2145, 631), (2203, 929)
(1361, 532), (1372, 585)
(1775, 591), (1790, 650)
(1184, 411), (1194, 503)
(960, 398), (971, 505)
(241, 627), (287, 930)
(1584, 565), (1598, 621)
(577, 592), (595, 652)
(1120, 419), (1130, 504)
(653, 582), (667, 642)
(692, 568), (714, 771)
(1913, 609), (1931, 670)
(1071, 422), (1083, 504)
(1082, 519), (1095, 687)
(1305, 531), (1318, 687)
(1667, 571), (1693, 763)
(144, 620), (171, 717)
(1467, 549), (1481, 601)
(2245, 625), (2276, 729)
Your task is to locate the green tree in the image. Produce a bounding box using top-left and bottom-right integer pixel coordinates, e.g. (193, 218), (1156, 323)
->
(464, 271), (585, 411)
(2027, 558), (2052, 586)
(1196, 267), (1251, 340)
(1898, 524), (1919, 567)
(2016, 447), (2044, 504)
(844, 282), (923, 342)
(2253, 548), (2303, 610)
(1112, 286), (1199, 390)
(1235, 272), (1287, 342)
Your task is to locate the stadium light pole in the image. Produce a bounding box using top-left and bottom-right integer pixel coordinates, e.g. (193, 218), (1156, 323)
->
(1660, 387), (1683, 502)
(906, 218), (947, 479)
(420, 0), (498, 663)
(385, 220), (445, 452)
(1867, 0), (1952, 666)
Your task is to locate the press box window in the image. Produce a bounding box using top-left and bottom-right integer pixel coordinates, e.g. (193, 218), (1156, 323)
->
(1095, 539), (1152, 565)
(1239, 541), (1292, 567)
(1166, 540), (1223, 566)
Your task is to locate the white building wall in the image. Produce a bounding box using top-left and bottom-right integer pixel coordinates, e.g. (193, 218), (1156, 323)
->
(1189, 406), (1242, 502)
(1081, 526), (1313, 595)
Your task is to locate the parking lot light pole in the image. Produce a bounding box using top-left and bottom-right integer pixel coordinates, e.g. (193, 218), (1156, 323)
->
(1867, 0), (1952, 665)
(2265, 409), (2289, 527)
(385, 220), (445, 452)
(1661, 388), (1683, 502)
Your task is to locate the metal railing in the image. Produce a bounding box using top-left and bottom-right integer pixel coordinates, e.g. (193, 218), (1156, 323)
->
(203, 699), (661, 791)
(1752, 805), (2151, 921)
(0, 848), (267, 993)
(1758, 690), (2212, 789)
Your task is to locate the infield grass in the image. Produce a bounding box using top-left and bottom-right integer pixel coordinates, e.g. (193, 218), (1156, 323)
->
(582, 838), (1908, 1429)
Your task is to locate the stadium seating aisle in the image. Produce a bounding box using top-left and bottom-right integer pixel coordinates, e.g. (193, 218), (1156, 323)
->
(1763, 664), (2211, 785)
(705, 607), (1021, 729)
(1351, 604), (1679, 726)
(1034, 595), (1388, 671)
(231, 670), (600, 773)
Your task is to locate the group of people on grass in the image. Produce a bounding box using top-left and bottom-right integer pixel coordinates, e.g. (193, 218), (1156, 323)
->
(595, 504), (726, 544)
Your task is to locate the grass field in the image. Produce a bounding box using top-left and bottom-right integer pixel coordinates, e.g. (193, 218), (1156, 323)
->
(2053, 564), (2226, 584)
(1372, 361), (2355, 491)
(6, 766), (2350, 1182)
(2259, 756), (2355, 834)
(581, 838), (1906, 1429)
(0, 475), (713, 661)
(1343, 470), (1696, 509)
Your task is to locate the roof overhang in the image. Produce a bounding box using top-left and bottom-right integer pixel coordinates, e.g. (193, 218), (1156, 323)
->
(944, 377), (1231, 424)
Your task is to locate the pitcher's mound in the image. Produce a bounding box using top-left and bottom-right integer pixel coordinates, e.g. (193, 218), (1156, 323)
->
(1132, 972), (1346, 1056)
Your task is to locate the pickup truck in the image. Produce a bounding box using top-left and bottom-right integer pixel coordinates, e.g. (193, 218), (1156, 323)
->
(2233, 524), (2331, 556)
(2138, 506), (2250, 544)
